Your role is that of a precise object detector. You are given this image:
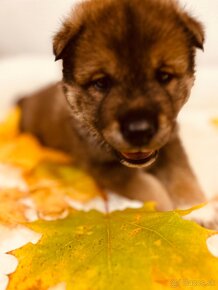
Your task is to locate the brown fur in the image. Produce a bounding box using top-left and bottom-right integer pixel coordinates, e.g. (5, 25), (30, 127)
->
(19, 0), (206, 210)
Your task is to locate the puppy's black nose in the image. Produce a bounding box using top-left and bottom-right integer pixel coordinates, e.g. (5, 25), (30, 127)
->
(119, 110), (158, 147)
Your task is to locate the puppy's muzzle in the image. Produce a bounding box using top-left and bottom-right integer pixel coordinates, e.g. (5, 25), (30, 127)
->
(117, 110), (159, 168)
(119, 110), (158, 147)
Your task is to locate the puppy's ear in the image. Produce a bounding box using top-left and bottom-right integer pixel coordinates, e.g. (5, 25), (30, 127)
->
(53, 8), (84, 61)
(180, 12), (205, 50)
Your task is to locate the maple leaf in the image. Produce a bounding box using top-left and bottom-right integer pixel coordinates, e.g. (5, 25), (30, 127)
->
(0, 107), (71, 171)
(0, 189), (28, 225)
(8, 206), (218, 290)
(27, 162), (105, 219)
(0, 108), (20, 141)
(0, 161), (104, 224)
(0, 109), (104, 224)
(0, 134), (71, 171)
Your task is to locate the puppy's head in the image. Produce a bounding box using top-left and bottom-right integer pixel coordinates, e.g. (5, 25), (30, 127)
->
(53, 0), (204, 168)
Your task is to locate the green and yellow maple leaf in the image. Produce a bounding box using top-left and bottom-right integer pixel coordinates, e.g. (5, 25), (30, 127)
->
(8, 206), (218, 290)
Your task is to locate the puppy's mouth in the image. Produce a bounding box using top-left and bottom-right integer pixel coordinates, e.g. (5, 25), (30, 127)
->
(116, 150), (159, 168)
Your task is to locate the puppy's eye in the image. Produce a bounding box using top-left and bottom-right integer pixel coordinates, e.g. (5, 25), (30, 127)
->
(156, 71), (175, 85)
(91, 76), (112, 92)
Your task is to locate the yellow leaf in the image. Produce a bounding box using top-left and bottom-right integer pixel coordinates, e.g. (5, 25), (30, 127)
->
(8, 207), (218, 290)
(27, 163), (103, 219)
(0, 161), (103, 224)
(0, 107), (20, 140)
(0, 189), (28, 225)
(0, 134), (71, 171)
(0, 109), (103, 224)
(28, 163), (104, 201)
(0, 107), (71, 170)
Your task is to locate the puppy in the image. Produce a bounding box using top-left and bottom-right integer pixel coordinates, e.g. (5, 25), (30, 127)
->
(19, 0), (207, 212)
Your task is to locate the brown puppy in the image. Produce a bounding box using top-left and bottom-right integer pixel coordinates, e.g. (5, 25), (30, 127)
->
(19, 0), (206, 211)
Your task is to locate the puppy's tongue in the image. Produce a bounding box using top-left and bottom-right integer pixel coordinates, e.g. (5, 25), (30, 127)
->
(121, 151), (154, 161)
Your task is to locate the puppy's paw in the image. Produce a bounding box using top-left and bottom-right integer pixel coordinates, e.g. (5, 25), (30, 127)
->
(183, 201), (218, 230)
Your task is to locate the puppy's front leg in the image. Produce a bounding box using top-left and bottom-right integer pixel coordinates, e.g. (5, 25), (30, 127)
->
(90, 164), (174, 211)
(150, 134), (206, 209)
(118, 171), (174, 211)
